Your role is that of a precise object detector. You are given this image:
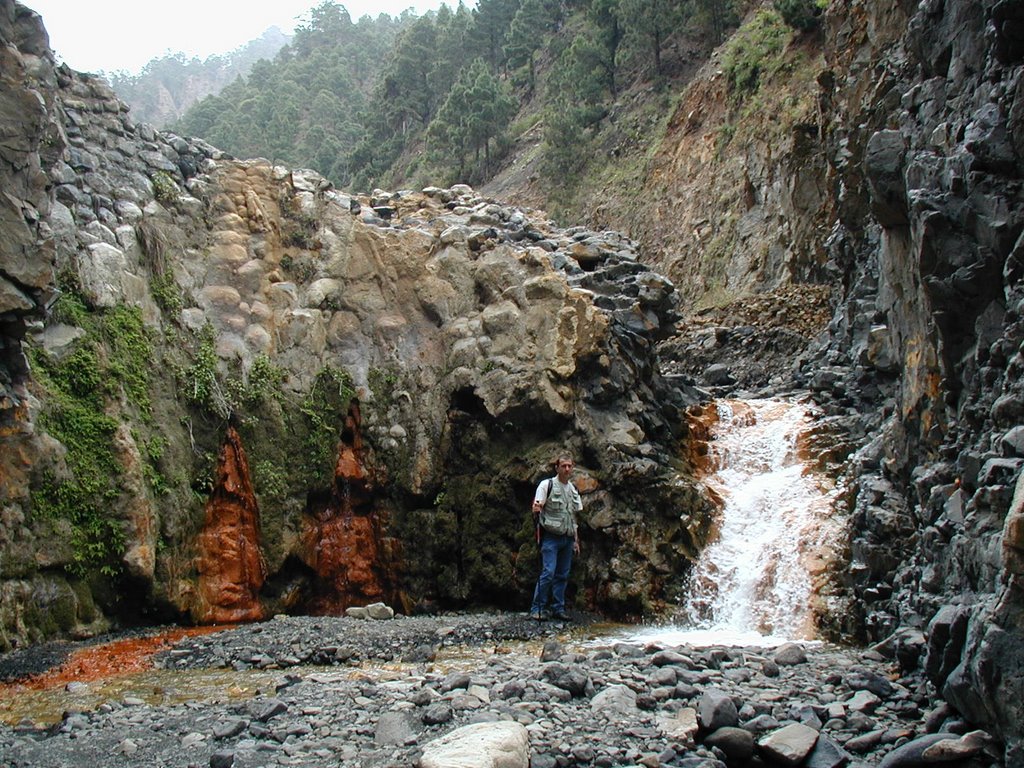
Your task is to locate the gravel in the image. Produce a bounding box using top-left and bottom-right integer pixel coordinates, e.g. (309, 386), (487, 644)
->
(0, 612), (989, 768)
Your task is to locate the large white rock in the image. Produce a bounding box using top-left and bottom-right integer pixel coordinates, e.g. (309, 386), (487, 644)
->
(418, 721), (529, 768)
(657, 707), (698, 745)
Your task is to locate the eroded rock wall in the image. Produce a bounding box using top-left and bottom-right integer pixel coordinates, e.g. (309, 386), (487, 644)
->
(0, 0), (712, 650)
(804, 0), (1024, 758)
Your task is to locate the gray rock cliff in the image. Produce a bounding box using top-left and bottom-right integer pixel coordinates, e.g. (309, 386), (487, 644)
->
(797, 0), (1024, 760)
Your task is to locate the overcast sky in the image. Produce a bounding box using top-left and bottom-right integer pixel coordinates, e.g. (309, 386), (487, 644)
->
(24, 0), (455, 75)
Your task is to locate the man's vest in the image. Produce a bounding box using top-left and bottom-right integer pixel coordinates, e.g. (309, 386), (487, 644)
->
(539, 478), (579, 537)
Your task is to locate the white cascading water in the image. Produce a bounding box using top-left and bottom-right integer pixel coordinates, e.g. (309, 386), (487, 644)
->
(631, 398), (842, 647)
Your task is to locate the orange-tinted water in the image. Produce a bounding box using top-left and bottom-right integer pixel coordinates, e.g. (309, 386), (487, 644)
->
(0, 625), (227, 693)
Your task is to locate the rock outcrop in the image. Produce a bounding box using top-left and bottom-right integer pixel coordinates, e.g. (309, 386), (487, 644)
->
(0, 0), (711, 653)
(572, 0), (1024, 760)
(790, 0), (1024, 761)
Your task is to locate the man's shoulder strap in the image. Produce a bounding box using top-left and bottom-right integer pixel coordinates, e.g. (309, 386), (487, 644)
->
(541, 477), (553, 505)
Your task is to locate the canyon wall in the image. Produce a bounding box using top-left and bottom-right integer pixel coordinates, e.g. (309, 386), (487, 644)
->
(601, 0), (1024, 757)
(805, 0), (1024, 759)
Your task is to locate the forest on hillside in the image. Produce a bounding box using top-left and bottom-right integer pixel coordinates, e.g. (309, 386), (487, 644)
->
(107, 28), (292, 128)
(170, 0), (825, 194)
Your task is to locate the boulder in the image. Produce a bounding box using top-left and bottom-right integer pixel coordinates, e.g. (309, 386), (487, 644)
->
(877, 731), (987, 768)
(418, 721), (529, 768)
(591, 684), (638, 717)
(757, 722), (820, 766)
(773, 643), (808, 666)
(704, 726), (754, 760)
(697, 688), (738, 731)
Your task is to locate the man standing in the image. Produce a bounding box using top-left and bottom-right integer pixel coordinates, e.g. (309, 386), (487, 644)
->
(530, 455), (582, 621)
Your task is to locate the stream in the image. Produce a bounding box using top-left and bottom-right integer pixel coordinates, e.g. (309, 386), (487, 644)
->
(633, 398), (844, 647)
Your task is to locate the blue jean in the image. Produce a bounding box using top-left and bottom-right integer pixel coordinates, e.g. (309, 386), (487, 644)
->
(531, 533), (574, 614)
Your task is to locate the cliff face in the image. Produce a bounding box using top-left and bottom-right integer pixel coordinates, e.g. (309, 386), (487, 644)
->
(0, 0), (712, 652)
(0, 2), (59, 417)
(491, 0), (1024, 757)
(808, 0), (1024, 758)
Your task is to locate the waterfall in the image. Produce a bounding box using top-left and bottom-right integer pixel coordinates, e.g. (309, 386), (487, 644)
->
(635, 398), (842, 647)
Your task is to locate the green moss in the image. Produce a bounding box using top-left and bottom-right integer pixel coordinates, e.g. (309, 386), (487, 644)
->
(140, 434), (170, 496)
(29, 382), (124, 578)
(181, 322), (228, 417)
(57, 345), (104, 402)
(70, 579), (99, 623)
(721, 8), (790, 97)
(252, 459), (289, 501)
(151, 171), (178, 205)
(239, 353), (286, 406)
(50, 291), (90, 327)
(300, 365), (355, 484)
(151, 270), (183, 315)
(101, 304), (153, 416)
(27, 302), (157, 577)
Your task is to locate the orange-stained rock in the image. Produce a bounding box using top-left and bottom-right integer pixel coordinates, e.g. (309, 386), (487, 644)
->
(301, 402), (391, 614)
(195, 426), (266, 623)
(684, 402), (720, 475)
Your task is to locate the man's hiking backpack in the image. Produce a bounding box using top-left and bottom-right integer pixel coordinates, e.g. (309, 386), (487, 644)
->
(532, 478), (553, 543)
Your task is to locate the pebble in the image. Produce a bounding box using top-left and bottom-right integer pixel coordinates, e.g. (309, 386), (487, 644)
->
(0, 613), (993, 767)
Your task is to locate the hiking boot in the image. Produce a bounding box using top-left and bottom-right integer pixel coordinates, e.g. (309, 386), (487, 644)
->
(530, 611), (547, 621)
(551, 611), (571, 621)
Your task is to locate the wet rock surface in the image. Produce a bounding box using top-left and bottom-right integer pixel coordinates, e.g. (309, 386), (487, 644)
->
(0, 614), (999, 768)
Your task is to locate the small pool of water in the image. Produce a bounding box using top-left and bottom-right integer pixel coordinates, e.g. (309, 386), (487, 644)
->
(0, 666), (288, 727)
(0, 628), (594, 727)
(611, 625), (819, 648)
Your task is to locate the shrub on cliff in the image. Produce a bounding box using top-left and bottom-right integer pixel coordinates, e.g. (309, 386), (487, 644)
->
(773, 0), (826, 32)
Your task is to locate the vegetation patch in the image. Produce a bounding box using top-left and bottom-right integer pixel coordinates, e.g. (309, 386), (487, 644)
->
(101, 305), (153, 416)
(368, 367), (399, 410)
(180, 322), (229, 417)
(49, 289), (89, 328)
(150, 271), (183, 316)
(300, 365), (356, 484)
(238, 353), (287, 406)
(281, 211), (320, 250)
(27, 271), (160, 577)
(141, 433), (171, 497)
(721, 8), (790, 97)
(29, 344), (126, 577)
(151, 171), (179, 205)
(774, 0), (827, 32)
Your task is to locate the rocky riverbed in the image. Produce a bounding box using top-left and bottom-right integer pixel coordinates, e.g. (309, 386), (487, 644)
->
(0, 612), (1002, 767)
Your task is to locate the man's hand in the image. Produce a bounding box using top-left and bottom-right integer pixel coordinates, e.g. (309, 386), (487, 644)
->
(574, 538), (581, 554)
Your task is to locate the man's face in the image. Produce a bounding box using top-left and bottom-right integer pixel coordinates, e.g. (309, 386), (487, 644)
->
(557, 460), (573, 481)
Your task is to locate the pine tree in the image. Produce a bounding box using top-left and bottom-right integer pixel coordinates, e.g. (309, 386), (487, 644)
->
(588, 0), (624, 96)
(470, 0), (522, 72)
(427, 59), (517, 180)
(503, 0), (555, 95)
(618, 0), (686, 79)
